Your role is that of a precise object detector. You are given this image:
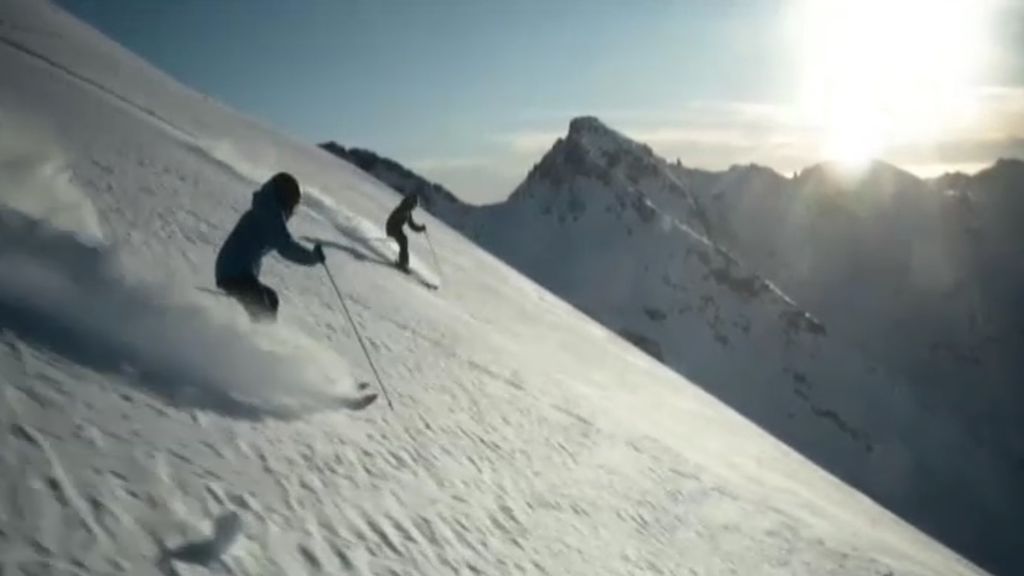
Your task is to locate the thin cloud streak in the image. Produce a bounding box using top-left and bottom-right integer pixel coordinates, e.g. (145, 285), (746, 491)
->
(426, 87), (1024, 200)
(409, 157), (492, 171)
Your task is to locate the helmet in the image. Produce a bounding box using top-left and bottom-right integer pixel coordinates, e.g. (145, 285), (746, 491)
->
(269, 172), (301, 213)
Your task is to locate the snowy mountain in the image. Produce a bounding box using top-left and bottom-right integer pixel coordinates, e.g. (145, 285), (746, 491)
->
(327, 119), (1023, 574)
(0, 1), (992, 575)
(673, 158), (1024, 467)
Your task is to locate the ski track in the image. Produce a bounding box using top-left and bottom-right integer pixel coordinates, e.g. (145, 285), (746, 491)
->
(0, 1), (985, 575)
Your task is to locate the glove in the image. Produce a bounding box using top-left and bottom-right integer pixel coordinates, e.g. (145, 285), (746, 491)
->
(313, 243), (325, 263)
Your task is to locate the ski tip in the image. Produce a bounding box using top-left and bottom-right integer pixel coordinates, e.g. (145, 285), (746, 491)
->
(341, 393), (379, 411)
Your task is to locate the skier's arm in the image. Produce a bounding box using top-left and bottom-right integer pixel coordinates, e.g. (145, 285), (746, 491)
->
(409, 215), (426, 233)
(269, 212), (322, 265)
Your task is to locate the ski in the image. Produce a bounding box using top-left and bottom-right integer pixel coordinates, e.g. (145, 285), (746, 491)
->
(393, 262), (440, 291)
(337, 392), (379, 411)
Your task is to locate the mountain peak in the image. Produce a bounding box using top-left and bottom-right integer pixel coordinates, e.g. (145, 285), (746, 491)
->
(972, 157), (1024, 190)
(520, 116), (654, 196)
(565, 116), (635, 151)
(562, 115), (653, 161)
(796, 159), (923, 192)
(567, 116), (611, 138)
(990, 157), (1024, 174)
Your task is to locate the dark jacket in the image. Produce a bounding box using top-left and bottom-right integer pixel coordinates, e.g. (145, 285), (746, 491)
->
(215, 180), (320, 283)
(386, 196), (425, 236)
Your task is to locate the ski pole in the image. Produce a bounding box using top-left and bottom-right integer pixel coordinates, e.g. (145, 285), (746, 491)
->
(424, 229), (443, 286)
(321, 261), (394, 410)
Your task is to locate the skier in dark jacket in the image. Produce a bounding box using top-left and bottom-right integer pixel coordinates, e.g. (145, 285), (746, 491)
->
(385, 194), (426, 271)
(215, 172), (324, 322)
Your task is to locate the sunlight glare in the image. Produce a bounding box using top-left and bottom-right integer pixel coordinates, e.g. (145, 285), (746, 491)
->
(793, 0), (994, 170)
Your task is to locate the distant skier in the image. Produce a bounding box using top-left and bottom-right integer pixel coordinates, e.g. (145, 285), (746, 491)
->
(385, 194), (426, 271)
(215, 172), (325, 322)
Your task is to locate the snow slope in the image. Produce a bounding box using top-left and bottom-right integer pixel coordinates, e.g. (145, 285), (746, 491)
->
(0, 1), (986, 575)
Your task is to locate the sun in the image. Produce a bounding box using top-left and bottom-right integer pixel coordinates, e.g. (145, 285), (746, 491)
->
(791, 0), (993, 171)
(826, 100), (881, 171)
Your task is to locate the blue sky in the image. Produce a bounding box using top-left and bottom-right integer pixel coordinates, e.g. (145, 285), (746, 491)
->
(58, 1), (1024, 203)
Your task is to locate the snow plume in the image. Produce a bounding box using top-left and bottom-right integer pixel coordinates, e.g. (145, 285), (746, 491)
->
(191, 137), (273, 187)
(0, 111), (104, 242)
(301, 187), (397, 262)
(0, 208), (355, 420)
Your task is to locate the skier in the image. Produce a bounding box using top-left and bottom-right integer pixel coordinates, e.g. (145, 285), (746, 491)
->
(385, 194), (426, 271)
(215, 172), (325, 322)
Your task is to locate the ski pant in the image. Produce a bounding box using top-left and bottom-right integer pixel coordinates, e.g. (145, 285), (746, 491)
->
(217, 275), (279, 322)
(387, 227), (409, 268)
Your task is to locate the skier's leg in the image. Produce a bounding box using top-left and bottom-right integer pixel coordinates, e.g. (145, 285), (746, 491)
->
(219, 276), (276, 322)
(252, 282), (279, 323)
(395, 229), (409, 269)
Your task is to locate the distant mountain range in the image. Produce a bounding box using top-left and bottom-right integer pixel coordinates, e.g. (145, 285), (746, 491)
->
(321, 118), (1024, 571)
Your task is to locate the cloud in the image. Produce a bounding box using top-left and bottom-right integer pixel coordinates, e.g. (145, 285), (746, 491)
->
(493, 131), (563, 154)
(565, 102), (819, 172)
(891, 136), (1024, 168)
(512, 91), (1024, 173)
(513, 106), (683, 124)
(885, 86), (1024, 172)
(415, 88), (1024, 201)
(404, 154), (532, 204)
(498, 101), (814, 162)
(408, 156), (492, 171)
(971, 86), (1024, 133)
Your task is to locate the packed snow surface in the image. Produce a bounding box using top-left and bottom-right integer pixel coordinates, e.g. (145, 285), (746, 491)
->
(0, 1), (985, 574)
